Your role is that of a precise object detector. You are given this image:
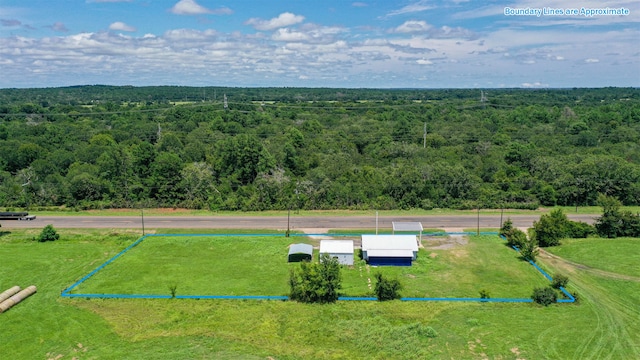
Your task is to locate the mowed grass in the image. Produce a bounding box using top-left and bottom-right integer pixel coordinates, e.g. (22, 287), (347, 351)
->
(545, 237), (640, 277)
(72, 235), (299, 296)
(2, 229), (639, 359)
(70, 234), (547, 299)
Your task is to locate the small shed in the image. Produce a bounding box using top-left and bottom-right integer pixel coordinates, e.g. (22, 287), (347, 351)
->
(392, 221), (424, 242)
(361, 235), (419, 266)
(288, 243), (313, 262)
(319, 240), (354, 265)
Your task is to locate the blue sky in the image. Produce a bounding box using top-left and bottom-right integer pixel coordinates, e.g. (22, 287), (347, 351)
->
(0, 0), (638, 88)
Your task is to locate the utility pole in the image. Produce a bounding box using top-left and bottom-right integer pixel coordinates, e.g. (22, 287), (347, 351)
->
(286, 208), (290, 237)
(477, 207), (480, 236)
(223, 94), (228, 110)
(141, 208), (145, 236)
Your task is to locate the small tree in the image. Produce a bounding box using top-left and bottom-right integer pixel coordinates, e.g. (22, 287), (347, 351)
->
(551, 274), (569, 289)
(499, 218), (514, 238)
(289, 253), (341, 304)
(595, 194), (640, 238)
(519, 235), (539, 262)
(374, 273), (402, 301)
(500, 218), (526, 249)
(37, 224), (59, 242)
(531, 287), (557, 306)
(532, 209), (568, 247)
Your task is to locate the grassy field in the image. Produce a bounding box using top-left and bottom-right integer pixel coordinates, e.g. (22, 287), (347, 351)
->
(545, 237), (640, 277)
(68, 234), (547, 299)
(2, 229), (639, 359)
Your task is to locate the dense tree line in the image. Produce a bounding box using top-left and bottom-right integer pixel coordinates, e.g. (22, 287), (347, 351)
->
(0, 86), (639, 211)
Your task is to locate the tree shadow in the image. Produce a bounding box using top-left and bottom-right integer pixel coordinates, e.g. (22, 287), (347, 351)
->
(0, 231), (12, 237)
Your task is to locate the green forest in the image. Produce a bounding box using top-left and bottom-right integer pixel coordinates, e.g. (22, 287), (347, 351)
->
(1, 86), (639, 211)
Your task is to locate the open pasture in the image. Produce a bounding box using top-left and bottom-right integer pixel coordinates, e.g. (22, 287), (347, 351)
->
(2, 229), (639, 359)
(67, 233), (549, 300)
(545, 237), (640, 278)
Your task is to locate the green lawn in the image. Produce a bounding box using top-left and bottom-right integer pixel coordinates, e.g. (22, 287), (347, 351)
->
(2, 229), (639, 359)
(545, 237), (640, 277)
(69, 234), (547, 299)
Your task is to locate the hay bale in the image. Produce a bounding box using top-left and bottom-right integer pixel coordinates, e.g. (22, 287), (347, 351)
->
(0, 286), (21, 303)
(0, 285), (37, 313)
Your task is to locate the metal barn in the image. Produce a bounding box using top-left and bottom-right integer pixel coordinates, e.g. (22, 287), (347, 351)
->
(319, 240), (354, 265)
(361, 235), (419, 266)
(288, 243), (313, 262)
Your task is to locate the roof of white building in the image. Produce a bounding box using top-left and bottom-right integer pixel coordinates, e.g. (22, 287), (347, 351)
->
(361, 235), (418, 252)
(392, 222), (423, 232)
(319, 240), (354, 254)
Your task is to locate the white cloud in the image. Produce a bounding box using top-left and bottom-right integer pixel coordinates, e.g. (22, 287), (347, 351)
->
(386, 1), (434, 17)
(585, 58), (599, 63)
(416, 58), (433, 65)
(245, 12), (305, 31)
(170, 0), (232, 16)
(391, 20), (431, 34)
(521, 82), (549, 88)
(109, 21), (136, 32)
(352, 2), (368, 7)
(272, 28), (309, 42)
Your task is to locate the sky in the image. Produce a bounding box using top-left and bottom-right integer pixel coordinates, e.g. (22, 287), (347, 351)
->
(0, 0), (638, 88)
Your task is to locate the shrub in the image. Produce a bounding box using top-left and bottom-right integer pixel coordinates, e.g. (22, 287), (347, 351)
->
(532, 209), (568, 247)
(565, 221), (596, 238)
(551, 274), (569, 289)
(37, 224), (59, 242)
(508, 229), (528, 249)
(519, 235), (539, 262)
(289, 253), (342, 304)
(374, 272), (402, 301)
(500, 218), (526, 249)
(594, 194), (640, 238)
(479, 289), (490, 300)
(531, 287), (557, 306)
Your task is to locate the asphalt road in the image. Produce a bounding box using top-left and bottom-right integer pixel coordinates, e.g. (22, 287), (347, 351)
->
(0, 214), (597, 231)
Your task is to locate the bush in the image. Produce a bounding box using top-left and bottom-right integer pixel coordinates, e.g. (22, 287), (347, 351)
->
(565, 221), (596, 238)
(594, 195), (640, 238)
(532, 209), (568, 247)
(500, 218), (526, 249)
(289, 253), (342, 304)
(374, 272), (402, 301)
(531, 287), (557, 306)
(551, 274), (569, 289)
(37, 224), (59, 242)
(519, 235), (539, 262)
(479, 289), (490, 299)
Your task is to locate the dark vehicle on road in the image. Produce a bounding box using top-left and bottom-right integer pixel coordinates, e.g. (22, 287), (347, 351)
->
(0, 212), (36, 220)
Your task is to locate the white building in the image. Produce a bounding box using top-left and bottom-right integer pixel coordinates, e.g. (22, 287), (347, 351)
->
(319, 240), (354, 265)
(361, 234), (419, 266)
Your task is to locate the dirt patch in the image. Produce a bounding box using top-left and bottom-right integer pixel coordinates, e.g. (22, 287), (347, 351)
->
(429, 252), (438, 258)
(424, 234), (468, 250)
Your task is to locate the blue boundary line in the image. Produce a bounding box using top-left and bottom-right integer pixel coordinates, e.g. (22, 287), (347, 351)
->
(61, 235), (149, 296)
(61, 232), (574, 303)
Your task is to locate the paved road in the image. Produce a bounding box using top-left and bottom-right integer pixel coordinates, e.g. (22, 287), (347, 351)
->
(0, 214), (597, 231)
